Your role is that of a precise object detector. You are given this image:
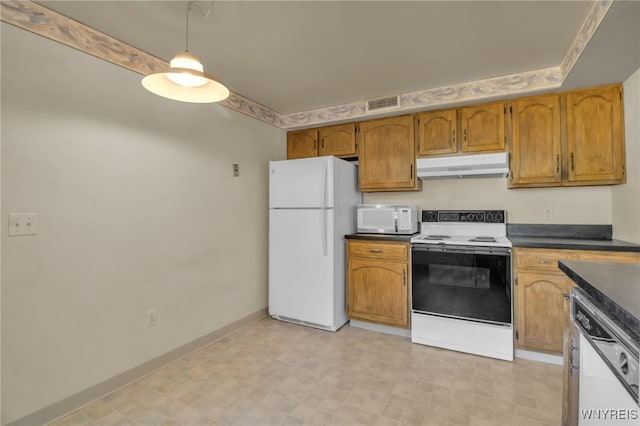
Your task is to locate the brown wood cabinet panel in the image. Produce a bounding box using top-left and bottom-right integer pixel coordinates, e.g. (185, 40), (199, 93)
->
(416, 109), (458, 156)
(347, 258), (409, 328)
(347, 240), (408, 261)
(511, 95), (562, 185)
(573, 250), (640, 263)
(516, 271), (575, 353)
(287, 129), (318, 159)
(357, 115), (419, 192)
(318, 123), (357, 158)
(347, 240), (410, 328)
(460, 102), (505, 152)
(514, 247), (640, 354)
(515, 248), (574, 272)
(566, 85), (625, 183)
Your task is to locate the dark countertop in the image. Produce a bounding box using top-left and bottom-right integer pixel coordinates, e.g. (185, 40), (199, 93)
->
(345, 233), (417, 242)
(509, 236), (640, 252)
(507, 223), (640, 251)
(559, 260), (640, 345)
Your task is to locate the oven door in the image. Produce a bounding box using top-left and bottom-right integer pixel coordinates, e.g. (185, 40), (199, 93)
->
(411, 244), (512, 325)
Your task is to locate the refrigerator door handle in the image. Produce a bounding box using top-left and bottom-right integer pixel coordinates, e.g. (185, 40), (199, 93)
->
(321, 159), (328, 256)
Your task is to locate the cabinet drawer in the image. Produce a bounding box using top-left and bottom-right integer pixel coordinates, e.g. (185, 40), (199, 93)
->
(573, 250), (640, 263)
(348, 240), (408, 260)
(515, 248), (574, 271)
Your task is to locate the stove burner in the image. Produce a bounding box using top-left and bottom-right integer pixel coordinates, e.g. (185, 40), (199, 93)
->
(423, 234), (451, 240)
(469, 236), (497, 242)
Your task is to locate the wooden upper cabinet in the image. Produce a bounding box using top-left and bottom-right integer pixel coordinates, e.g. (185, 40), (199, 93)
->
(511, 94), (562, 185)
(416, 109), (458, 156)
(460, 101), (505, 152)
(566, 85), (625, 183)
(357, 115), (419, 192)
(318, 123), (357, 158)
(287, 129), (318, 159)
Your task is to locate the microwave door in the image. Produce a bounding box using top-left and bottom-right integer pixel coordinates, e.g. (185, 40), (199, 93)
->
(358, 208), (395, 233)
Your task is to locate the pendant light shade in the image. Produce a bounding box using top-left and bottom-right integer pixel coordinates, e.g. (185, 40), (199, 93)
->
(142, 2), (229, 103)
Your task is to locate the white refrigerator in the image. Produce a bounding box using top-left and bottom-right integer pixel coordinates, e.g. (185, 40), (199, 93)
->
(269, 156), (361, 331)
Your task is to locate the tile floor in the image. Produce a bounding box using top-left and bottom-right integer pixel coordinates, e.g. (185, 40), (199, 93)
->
(51, 318), (563, 426)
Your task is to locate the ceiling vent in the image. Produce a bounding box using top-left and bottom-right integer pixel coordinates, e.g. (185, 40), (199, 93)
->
(366, 95), (400, 112)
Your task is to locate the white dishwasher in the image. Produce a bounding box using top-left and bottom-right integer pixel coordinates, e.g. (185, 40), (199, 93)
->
(570, 289), (639, 426)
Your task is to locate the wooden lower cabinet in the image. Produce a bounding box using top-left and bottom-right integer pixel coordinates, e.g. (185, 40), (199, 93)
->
(516, 271), (575, 353)
(514, 248), (640, 354)
(346, 240), (410, 328)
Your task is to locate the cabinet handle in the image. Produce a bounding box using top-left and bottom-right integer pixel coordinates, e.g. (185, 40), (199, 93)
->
(571, 153), (575, 171)
(569, 339), (579, 376)
(537, 259), (550, 264)
(452, 129), (456, 143)
(321, 138), (325, 149)
(403, 269), (406, 287)
(314, 140), (317, 150)
(369, 249), (383, 253)
(463, 128), (467, 141)
(556, 154), (560, 174)
(410, 164), (413, 179)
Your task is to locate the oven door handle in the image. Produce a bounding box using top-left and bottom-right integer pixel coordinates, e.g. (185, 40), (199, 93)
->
(411, 244), (511, 256)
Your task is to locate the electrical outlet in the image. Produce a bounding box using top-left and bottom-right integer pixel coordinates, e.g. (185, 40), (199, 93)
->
(543, 208), (553, 221)
(233, 163), (240, 177)
(146, 309), (157, 328)
(8, 213), (38, 236)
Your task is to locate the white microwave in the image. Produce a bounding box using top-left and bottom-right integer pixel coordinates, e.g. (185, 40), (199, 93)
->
(356, 204), (419, 235)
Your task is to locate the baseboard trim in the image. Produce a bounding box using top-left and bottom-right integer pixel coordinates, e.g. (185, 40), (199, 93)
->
(348, 319), (411, 338)
(8, 308), (268, 426)
(515, 348), (563, 366)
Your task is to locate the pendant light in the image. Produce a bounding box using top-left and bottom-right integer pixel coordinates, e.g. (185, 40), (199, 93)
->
(142, 1), (229, 103)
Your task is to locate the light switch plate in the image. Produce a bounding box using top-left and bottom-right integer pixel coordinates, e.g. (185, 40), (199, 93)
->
(8, 213), (38, 236)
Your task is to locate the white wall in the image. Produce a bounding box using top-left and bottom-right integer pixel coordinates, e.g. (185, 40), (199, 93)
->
(364, 179), (612, 224)
(612, 67), (640, 243)
(1, 24), (284, 424)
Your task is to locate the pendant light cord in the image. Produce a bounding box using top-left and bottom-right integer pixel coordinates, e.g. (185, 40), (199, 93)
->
(185, 0), (215, 52)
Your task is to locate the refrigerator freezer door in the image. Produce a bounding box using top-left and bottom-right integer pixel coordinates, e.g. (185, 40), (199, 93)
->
(269, 157), (335, 209)
(269, 208), (336, 328)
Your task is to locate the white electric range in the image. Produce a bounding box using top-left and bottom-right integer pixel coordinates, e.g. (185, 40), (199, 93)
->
(410, 210), (514, 361)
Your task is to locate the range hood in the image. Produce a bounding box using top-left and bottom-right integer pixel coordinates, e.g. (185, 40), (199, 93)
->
(416, 152), (510, 179)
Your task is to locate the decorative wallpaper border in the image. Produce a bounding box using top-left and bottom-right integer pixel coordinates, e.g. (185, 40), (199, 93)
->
(1, 0), (613, 130)
(560, 0), (614, 79)
(0, 0), (282, 127)
(279, 67), (563, 129)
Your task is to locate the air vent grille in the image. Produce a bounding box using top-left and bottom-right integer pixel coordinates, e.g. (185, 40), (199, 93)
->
(366, 95), (400, 112)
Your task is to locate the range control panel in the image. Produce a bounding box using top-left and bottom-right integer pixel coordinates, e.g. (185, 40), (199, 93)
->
(422, 210), (506, 223)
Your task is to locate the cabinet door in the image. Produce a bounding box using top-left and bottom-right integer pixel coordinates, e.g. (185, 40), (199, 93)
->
(460, 102), (505, 152)
(566, 85), (625, 183)
(358, 115), (418, 191)
(347, 258), (409, 327)
(318, 123), (357, 158)
(511, 95), (562, 185)
(287, 129), (318, 159)
(416, 109), (458, 156)
(516, 272), (575, 353)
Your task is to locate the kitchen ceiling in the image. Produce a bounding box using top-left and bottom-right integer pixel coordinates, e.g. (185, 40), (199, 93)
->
(34, 1), (640, 117)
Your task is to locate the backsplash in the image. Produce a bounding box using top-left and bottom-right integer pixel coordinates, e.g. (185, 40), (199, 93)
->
(362, 177), (612, 224)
